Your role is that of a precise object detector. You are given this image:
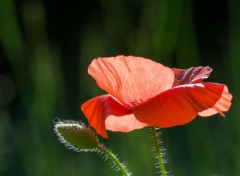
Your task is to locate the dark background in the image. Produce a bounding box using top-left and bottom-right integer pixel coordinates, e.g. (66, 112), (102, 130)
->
(0, 0), (239, 175)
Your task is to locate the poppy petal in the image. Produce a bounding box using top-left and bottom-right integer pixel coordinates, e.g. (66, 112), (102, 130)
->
(198, 85), (232, 116)
(105, 114), (148, 132)
(132, 83), (226, 128)
(88, 56), (174, 108)
(81, 94), (132, 138)
(172, 66), (212, 86)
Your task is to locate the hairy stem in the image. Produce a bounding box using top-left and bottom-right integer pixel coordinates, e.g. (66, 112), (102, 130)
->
(150, 127), (167, 176)
(98, 145), (130, 176)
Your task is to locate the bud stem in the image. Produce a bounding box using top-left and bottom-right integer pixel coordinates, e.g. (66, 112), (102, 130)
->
(98, 145), (130, 176)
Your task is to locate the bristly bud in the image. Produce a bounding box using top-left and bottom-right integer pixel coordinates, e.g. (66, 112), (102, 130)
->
(54, 120), (100, 152)
(54, 119), (132, 176)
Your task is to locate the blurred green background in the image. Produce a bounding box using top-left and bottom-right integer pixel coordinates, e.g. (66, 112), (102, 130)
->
(0, 0), (239, 175)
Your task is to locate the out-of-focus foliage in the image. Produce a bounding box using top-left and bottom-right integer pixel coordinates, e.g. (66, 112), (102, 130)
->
(0, 0), (238, 175)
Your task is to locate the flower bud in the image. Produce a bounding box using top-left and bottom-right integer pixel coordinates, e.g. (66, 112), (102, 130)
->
(54, 120), (99, 152)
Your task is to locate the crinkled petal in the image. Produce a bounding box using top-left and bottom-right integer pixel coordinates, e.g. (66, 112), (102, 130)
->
(172, 66), (212, 86)
(198, 85), (232, 116)
(81, 94), (132, 138)
(132, 83), (225, 128)
(88, 56), (174, 108)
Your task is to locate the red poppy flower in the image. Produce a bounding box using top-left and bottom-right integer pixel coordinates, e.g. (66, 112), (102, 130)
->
(81, 56), (232, 138)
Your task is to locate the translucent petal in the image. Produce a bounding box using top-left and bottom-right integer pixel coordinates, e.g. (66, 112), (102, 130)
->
(88, 56), (174, 108)
(105, 114), (148, 132)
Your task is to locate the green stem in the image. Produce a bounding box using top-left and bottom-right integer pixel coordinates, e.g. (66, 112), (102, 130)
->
(98, 145), (130, 176)
(150, 127), (167, 176)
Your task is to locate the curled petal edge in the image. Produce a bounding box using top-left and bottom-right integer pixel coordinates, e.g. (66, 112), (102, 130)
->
(172, 66), (213, 86)
(198, 85), (232, 117)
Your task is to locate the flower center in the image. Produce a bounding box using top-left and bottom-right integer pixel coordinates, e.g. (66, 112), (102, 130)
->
(130, 98), (143, 107)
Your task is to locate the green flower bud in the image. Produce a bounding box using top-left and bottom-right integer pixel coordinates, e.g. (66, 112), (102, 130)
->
(54, 120), (99, 152)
